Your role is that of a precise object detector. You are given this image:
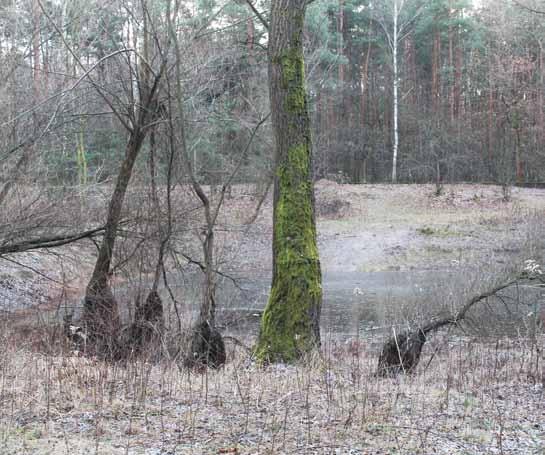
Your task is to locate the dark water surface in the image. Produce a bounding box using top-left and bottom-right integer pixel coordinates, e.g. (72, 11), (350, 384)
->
(197, 268), (542, 342)
(209, 269), (465, 339)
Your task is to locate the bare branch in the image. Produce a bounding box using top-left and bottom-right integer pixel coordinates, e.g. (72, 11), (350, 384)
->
(241, 0), (270, 30)
(212, 112), (270, 224)
(511, 0), (545, 14)
(36, 0), (134, 132)
(0, 225), (110, 256)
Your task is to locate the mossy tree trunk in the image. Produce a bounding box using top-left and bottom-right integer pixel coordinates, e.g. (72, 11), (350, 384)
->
(255, 0), (323, 363)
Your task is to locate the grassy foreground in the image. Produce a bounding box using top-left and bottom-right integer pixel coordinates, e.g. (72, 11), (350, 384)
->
(0, 323), (543, 454)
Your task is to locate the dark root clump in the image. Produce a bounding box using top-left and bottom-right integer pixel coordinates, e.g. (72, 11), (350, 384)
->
(377, 329), (427, 376)
(185, 321), (226, 370)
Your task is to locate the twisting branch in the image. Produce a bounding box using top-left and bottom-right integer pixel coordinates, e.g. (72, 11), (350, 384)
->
(511, 0), (545, 14)
(242, 0), (270, 30)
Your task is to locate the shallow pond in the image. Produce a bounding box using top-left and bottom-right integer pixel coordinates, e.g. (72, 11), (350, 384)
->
(160, 268), (541, 343)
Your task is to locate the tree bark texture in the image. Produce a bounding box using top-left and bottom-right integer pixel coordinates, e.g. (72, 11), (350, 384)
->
(255, 0), (323, 363)
(83, 128), (146, 349)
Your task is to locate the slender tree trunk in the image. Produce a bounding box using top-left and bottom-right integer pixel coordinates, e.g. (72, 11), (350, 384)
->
(405, 32), (417, 105)
(83, 128), (146, 346)
(392, 0), (399, 183)
(488, 52), (494, 167)
(360, 21), (372, 128)
(247, 14), (255, 65)
(453, 36), (462, 120)
(449, 9), (454, 122)
(515, 127), (523, 183)
(255, 0), (322, 363)
(359, 26), (372, 183)
(432, 30), (441, 113)
(337, 0), (349, 123)
(539, 41), (544, 143)
(166, 2), (225, 368)
(32, 0), (41, 98)
(337, 0), (345, 86)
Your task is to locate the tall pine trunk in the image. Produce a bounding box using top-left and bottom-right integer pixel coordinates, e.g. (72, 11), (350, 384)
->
(255, 0), (322, 363)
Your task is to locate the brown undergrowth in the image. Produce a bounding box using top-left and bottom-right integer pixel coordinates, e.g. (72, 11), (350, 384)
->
(0, 317), (543, 455)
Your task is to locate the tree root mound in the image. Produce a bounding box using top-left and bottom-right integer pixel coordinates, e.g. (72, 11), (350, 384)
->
(377, 328), (427, 376)
(185, 321), (226, 370)
(81, 286), (122, 359)
(118, 290), (164, 359)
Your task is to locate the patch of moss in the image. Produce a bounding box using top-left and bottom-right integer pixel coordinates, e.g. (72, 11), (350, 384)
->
(417, 226), (436, 236)
(255, 143), (322, 363)
(417, 225), (461, 237)
(280, 48), (306, 114)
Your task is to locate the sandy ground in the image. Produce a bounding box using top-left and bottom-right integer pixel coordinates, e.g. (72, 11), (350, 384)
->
(230, 182), (545, 275)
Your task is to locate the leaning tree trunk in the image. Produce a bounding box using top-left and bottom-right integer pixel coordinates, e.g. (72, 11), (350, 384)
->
(377, 277), (522, 376)
(82, 128), (146, 354)
(254, 0), (323, 363)
(124, 129), (166, 357)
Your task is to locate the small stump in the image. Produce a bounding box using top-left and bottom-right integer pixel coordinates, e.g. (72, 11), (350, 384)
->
(185, 321), (226, 370)
(377, 329), (427, 376)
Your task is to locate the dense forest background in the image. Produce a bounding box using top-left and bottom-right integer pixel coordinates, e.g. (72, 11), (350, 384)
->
(1, 0), (544, 190)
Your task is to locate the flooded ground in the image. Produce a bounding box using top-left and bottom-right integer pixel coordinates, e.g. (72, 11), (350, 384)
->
(154, 264), (542, 350)
(1, 183), (544, 342)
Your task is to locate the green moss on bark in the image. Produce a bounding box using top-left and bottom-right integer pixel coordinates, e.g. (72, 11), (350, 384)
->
(280, 48), (306, 113)
(255, 143), (322, 363)
(257, 0), (321, 363)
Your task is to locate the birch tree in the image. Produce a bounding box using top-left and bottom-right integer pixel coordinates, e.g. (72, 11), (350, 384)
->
(373, 0), (422, 182)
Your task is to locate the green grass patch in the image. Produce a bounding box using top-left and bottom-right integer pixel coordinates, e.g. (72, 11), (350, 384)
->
(417, 225), (462, 237)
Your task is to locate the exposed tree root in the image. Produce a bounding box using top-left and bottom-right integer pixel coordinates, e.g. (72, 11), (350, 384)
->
(185, 320), (226, 370)
(119, 290), (164, 359)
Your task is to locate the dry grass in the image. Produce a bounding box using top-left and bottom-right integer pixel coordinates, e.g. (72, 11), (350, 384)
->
(0, 320), (543, 455)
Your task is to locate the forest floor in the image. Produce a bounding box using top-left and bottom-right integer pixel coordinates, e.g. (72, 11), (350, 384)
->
(0, 182), (544, 454)
(0, 328), (543, 455)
